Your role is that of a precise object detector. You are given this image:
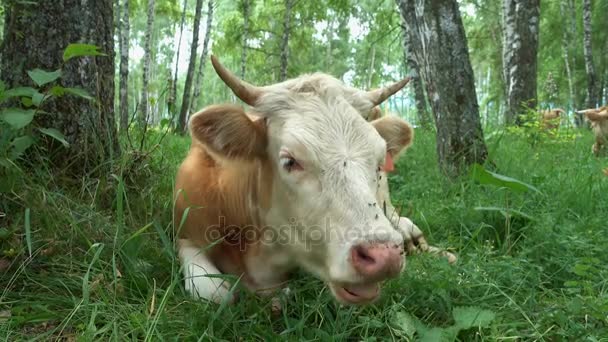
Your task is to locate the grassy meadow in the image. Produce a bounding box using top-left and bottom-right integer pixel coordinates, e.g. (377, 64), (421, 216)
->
(0, 126), (607, 340)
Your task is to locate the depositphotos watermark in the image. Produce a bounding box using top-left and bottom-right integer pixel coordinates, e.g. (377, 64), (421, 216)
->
(199, 216), (402, 251)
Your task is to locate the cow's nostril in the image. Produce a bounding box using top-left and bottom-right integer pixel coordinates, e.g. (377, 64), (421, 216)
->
(355, 245), (375, 264)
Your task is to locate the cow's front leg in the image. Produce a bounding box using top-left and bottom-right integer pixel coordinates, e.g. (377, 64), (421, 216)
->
(391, 216), (457, 264)
(376, 174), (456, 263)
(178, 239), (236, 303)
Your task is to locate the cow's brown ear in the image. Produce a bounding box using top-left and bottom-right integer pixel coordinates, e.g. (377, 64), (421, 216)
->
(371, 116), (414, 158)
(189, 104), (267, 160)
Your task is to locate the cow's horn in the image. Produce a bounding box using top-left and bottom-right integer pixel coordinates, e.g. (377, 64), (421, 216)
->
(211, 55), (263, 106)
(366, 77), (412, 106)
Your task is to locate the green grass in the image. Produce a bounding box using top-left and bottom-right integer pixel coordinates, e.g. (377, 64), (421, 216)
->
(1, 127), (607, 340)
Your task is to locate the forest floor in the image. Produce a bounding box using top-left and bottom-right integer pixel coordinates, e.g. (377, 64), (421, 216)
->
(1, 127), (607, 340)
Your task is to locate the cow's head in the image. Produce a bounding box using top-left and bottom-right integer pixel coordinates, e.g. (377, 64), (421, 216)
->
(578, 106), (608, 123)
(191, 56), (413, 304)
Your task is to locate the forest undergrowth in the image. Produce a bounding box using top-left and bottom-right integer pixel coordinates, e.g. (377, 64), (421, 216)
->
(1, 127), (607, 340)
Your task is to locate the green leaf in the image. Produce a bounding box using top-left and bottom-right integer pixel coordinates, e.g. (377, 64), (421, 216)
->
(50, 85), (65, 97)
(0, 108), (35, 129)
(63, 44), (106, 62)
(0, 228), (12, 241)
(25, 208), (32, 258)
(473, 206), (534, 220)
(470, 164), (541, 194)
(391, 311), (418, 339)
(452, 306), (496, 330)
(416, 326), (456, 342)
(4, 87), (37, 98)
(27, 69), (62, 87)
(32, 91), (46, 107)
(63, 87), (93, 100)
(10, 135), (35, 156)
(39, 128), (69, 147)
(21, 97), (33, 107)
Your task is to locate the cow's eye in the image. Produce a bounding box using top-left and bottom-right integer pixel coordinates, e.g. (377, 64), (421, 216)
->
(280, 156), (302, 172)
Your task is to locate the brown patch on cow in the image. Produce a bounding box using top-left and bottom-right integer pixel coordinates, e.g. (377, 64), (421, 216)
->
(581, 106), (608, 156)
(368, 107), (383, 121)
(371, 116), (414, 159)
(175, 112), (275, 286)
(540, 108), (564, 130)
(189, 104), (268, 161)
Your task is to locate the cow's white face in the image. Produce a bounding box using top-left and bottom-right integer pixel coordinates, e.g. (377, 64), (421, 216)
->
(253, 84), (410, 304)
(197, 57), (413, 304)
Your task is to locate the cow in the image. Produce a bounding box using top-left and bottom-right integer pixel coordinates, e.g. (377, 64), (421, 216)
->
(540, 108), (565, 130)
(174, 56), (455, 306)
(577, 106), (608, 156)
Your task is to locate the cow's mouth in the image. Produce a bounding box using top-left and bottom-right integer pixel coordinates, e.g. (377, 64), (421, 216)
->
(329, 282), (380, 304)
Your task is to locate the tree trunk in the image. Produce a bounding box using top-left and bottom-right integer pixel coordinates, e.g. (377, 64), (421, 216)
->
(560, 0), (576, 114)
(190, 0), (214, 114)
(140, 0), (155, 124)
(396, 1), (431, 128)
(240, 0), (250, 79)
(502, 0), (540, 125)
(278, 0), (294, 82)
(325, 16), (334, 70)
(119, 0), (130, 131)
(398, 0), (488, 178)
(582, 0), (598, 109)
(1, 0), (118, 174)
(367, 45), (376, 89)
(177, 0), (204, 133)
(169, 0), (188, 118)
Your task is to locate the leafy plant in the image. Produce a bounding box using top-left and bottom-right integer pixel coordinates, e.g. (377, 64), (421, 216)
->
(0, 43), (101, 190)
(392, 306), (496, 341)
(469, 163), (541, 251)
(506, 108), (579, 146)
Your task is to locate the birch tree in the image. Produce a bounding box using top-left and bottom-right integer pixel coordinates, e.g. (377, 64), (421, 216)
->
(119, 0), (130, 131)
(398, 0), (488, 177)
(0, 0), (118, 173)
(240, 0), (250, 79)
(279, 0), (294, 81)
(177, 0), (204, 133)
(169, 0), (188, 117)
(502, 0), (540, 125)
(582, 0), (599, 109)
(190, 0), (214, 113)
(396, 0), (431, 128)
(140, 0), (156, 124)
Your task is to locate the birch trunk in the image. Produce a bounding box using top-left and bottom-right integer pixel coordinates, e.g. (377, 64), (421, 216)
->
(177, 0), (204, 133)
(279, 0), (294, 82)
(240, 0), (250, 79)
(0, 0), (118, 174)
(560, 0), (575, 114)
(119, 0), (130, 131)
(582, 0), (598, 109)
(398, 0), (488, 178)
(169, 0), (188, 118)
(502, 0), (540, 125)
(367, 46), (376, 89)
(140, 0), (155, 124)
(190, 0), (214, 114)
(396, 0), (431, 128)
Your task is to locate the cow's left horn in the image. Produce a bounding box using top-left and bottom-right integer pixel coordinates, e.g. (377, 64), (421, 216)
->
(211, 55), (264, 106)
(366, 77), (412, 106)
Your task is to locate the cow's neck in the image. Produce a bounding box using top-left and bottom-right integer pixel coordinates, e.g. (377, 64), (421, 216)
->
(211, 155), (294, 291)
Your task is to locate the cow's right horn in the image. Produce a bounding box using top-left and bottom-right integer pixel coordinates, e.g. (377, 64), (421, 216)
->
(211, 55), (264, 106)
